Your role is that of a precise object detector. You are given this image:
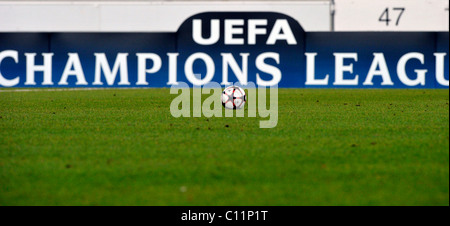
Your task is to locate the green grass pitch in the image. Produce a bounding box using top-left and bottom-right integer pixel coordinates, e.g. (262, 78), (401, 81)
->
(0, 88), (448, 205)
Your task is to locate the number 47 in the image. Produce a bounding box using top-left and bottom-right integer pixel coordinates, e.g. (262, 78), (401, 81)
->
(379, 7), (405, 26)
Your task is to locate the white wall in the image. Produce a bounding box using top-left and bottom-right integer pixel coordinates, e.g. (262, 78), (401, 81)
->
(334, 0), (449, 31)
(0, 1), (331, 32)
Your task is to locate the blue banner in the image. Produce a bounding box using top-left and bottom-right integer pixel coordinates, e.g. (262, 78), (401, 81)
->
(0, 12), (448, 88)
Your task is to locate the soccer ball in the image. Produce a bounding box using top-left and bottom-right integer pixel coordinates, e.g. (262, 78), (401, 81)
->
(222, 86), (246, 109)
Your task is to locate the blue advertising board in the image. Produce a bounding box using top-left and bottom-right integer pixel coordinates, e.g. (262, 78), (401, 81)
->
(0, 12), (448, 88)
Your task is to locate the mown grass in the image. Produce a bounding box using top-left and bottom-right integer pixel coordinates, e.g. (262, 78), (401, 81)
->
(0, 88), (448, 205)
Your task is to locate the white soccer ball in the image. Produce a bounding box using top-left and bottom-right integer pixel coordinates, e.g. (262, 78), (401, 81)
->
(221, 86), (246, 109)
